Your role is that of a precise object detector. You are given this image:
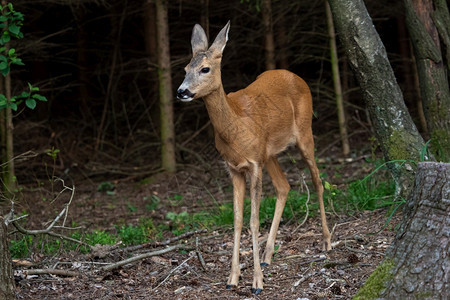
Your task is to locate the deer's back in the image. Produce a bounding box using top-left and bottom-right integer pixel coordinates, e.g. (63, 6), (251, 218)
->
(225, 69), (313, 160)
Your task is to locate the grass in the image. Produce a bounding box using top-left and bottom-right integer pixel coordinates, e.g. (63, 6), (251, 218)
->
(9, 164), (398, 259)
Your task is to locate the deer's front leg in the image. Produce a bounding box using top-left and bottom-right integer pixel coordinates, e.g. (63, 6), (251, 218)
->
(249, 164), (263, 294)
(226, 170), (246, 289)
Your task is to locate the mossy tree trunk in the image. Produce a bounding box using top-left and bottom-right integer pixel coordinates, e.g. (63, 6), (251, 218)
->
(328, 0), (428, 196)
(380, 162), (449, 299)
(404, 0), (450, 161)
(355, 162), (449, 299)
(155, 0), (176, 173)
(0, 216), (16, 299)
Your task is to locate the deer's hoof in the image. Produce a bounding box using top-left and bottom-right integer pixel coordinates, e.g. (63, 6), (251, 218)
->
(226, 284), (236, 290)
(260, 262), (269, 267)
(251, 288), (263, 295)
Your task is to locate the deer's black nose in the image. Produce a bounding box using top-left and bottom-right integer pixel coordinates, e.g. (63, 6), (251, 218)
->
(177, 88), (195, 100)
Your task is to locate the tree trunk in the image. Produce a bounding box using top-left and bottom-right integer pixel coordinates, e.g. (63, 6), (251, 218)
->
(328, 0), (428, 196)
(381, 162), (449, 299)
(355, 162), (449, 299)
(276, 15), (289, 70)
(325, 1), (349, 156)
(144, 0), (160, 137)
(0, 0), (15, 197)
(155, 0), (176, 173)
(404, 0), (450, 161)
(0, 216), (16, 299)
(261, 0), (276, 70)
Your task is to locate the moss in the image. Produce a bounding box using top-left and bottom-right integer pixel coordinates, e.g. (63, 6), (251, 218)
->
(353, 259), (395, 300)
(387, 129), (419, 161)
(430, 129), (450, 161)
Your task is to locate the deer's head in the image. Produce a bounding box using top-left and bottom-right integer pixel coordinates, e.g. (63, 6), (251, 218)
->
(177, 21), (230, 102)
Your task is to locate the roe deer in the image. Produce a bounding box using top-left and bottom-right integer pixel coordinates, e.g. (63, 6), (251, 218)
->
(177, 21), (331, 294)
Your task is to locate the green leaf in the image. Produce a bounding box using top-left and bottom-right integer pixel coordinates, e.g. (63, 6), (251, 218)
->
(9, 101), (17, 111)
(0, 16), (7, 22)
(1, 65), (9, 76)
(28, 82), (39, 91)
(32, 94), (47, 102)
(8, 24), (20, 36)
(20, 91), (29, 97)
(11, 58), (24, 66)
(0, 61), (7, 70)
(25, 98), (36, 109)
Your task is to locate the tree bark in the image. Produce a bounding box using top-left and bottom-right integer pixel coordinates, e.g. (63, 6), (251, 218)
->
(325, 1), (349, 156)
(0, 216), (16, 299)
(328, 0), (428, 196)
(381, 162), (449, 299)
(155, 0), (176, 173)
(404, 0), (450, 160)
(261, 0), (276, 70)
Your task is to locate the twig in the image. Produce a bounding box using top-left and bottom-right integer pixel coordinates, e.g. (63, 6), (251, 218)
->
(292, 271), (317, 292)
(101, 244), (193, 272)
(195, 237), (207, 271)
(118, 228), (208, 253)
(292, 173), (310, 234)
(20, 268), (80, 277)
(157, 229), (208, 246)
(153, 255), (194, 290)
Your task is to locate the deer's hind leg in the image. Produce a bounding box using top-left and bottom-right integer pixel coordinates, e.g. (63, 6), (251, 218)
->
(262, 156), (290, 265)
(296, 132), (331, 251)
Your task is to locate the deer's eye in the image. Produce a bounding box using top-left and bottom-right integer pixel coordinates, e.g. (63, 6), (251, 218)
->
(200, 67), (210, 74)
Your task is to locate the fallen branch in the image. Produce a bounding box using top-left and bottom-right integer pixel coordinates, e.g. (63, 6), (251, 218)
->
(20, 268), (80, 277)
(101, 244), (193, 272)
(117, 228), (207, 253)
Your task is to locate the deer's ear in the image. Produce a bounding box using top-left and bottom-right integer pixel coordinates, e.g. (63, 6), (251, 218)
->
(209, 21), (230, 58)
(191, 24), (208, 56)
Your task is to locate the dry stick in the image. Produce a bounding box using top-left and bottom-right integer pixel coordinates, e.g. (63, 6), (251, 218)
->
(21, 268), (80, 277)
(9, 181), (91, 249)
(195, 236), (207, 271)
(101, 244), (193, 272)
(118, 228), (208, 253)
(292, 173), (310, 234)
(292, 271), (318, 292)
(153, 255), (194, 290)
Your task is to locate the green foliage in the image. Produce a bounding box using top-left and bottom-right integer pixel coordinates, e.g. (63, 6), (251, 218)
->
(0, 3), (47, 111)
(116, 217), (155, 246)
(45, 146), (60, 161)
(9, 235), (33, 258)
(346, 178), (396, 211)
(97, 181), (115, 194)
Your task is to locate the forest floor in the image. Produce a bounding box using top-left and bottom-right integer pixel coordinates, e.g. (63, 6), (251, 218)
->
(10, 123), (402, 299)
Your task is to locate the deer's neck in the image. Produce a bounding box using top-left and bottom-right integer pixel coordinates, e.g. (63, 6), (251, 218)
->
(203, 85), (236, 131)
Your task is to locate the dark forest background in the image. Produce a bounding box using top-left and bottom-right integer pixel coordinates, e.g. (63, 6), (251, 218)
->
(10, 0), (423, 182)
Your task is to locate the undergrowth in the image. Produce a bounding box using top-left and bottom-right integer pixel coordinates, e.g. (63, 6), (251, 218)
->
(9, 165), (398, 259)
